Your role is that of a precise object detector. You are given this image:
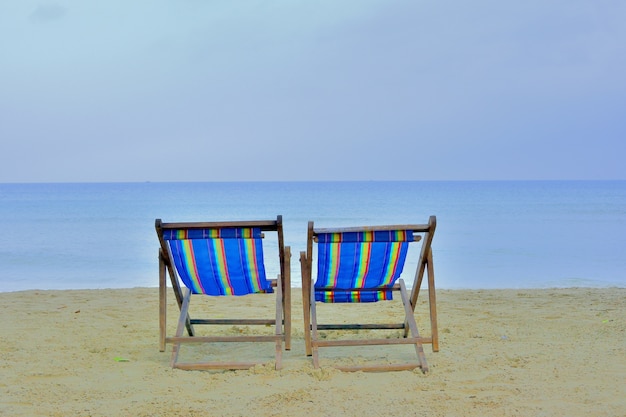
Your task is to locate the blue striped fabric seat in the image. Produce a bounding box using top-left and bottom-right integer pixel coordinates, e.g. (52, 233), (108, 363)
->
(314, 230), (413, 302)
(162, 227), (271, 296)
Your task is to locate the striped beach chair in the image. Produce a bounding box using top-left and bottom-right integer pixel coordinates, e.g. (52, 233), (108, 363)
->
(300, 216), (438, 372)
(155, 216), (291, 370)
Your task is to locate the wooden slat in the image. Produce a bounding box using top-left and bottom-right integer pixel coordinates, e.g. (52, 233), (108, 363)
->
(167, 335), (282, 344)
(308, 329), (431, 343)
(174, 362), (261, 370)
(190, 319), (275, 325)
(315, 337), (423, 348)
(336, 363), (419, 372)
(313, 223), (431, 234)
(317, 323), (405, 330)
(158, 219), (278, 231)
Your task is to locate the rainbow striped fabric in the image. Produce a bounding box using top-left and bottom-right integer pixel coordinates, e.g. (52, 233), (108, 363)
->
(315, 230), (413, 302)
(162, 228), (270, 296)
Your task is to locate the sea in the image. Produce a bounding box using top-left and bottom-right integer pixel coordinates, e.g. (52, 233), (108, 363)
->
(0, 181), (624, 292)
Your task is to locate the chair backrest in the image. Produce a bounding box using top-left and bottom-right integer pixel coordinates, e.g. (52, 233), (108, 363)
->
(156, 217), (284, 296)
(309, 226), (418, 303)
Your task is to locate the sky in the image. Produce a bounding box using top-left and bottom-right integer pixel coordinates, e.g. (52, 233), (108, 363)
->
(1, 0), (625, 182)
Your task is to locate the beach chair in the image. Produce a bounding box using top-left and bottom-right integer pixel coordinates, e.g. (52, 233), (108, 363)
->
(300, 216), (438, 373)
(155, 216), (291, 370)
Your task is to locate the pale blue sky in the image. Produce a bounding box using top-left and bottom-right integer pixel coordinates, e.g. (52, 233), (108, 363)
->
(1, 1), (625, 182)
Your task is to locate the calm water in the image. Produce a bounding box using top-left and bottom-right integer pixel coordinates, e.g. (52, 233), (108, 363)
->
(0, 181), (624, 292)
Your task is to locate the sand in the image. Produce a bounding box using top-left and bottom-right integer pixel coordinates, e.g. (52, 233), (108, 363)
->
(1, 287), (624, 416)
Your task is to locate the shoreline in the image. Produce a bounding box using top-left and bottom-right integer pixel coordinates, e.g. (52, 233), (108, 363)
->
(3, 283), (625, 294)
(1, 287), (625, 416)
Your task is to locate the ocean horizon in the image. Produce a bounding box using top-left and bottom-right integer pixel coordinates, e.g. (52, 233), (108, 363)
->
(1, 180), (624, 292)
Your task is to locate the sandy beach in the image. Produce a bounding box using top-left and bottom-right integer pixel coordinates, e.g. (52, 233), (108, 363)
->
(1, 287), (624, 416)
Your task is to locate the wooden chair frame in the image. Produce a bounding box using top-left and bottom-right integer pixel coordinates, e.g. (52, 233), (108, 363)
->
(300, 215), (438, 372)
(156, 215), (291, 370)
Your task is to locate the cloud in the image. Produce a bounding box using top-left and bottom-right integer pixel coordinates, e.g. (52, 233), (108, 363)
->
(29, 3), (68, 23)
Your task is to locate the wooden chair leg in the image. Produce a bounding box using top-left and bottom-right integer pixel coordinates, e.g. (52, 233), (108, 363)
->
(427, 249), (439, 352)
(400, 280), (428, 373)
(404, 256), (425, 339)
(171, 288), (192, 368)
(309, 281), (320, 368)
(300, 252), (313, 357)
(159, 251), (167, 352)
(274, 273), (283, 370)
(284, 246), (292, 351)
